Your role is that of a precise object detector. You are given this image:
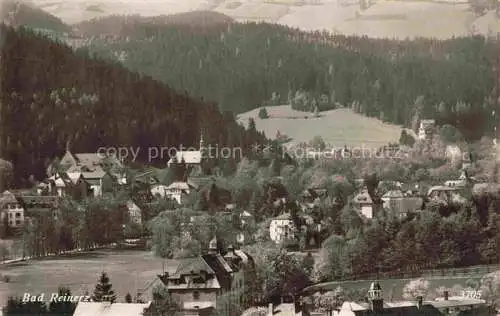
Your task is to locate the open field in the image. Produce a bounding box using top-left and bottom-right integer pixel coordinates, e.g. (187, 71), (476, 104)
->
(0, 250), (178, 305)
(237, 105), (403, 149)
(26, 0), (500, 39)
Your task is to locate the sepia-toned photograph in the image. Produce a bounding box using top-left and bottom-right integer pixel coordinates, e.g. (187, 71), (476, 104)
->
(0, 0), (500, 315)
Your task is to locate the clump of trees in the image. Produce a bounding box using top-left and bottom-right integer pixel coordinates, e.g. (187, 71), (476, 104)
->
(258, 107), (269, 119)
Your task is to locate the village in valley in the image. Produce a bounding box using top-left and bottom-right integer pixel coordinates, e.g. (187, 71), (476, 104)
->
(2, 110), (500, 316)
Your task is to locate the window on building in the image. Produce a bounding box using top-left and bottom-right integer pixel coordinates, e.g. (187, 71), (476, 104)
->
(15, 212), (21, 218)
(239, 280), (243, 288)
(193, 291), (200, 300)
(15, 220), (21, 225)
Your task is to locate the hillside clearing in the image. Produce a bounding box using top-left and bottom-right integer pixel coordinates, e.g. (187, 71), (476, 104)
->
(237, 106), (403, 149)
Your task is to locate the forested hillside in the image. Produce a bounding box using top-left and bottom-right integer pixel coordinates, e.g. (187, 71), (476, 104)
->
(82, 21), (499, 141)
(0, 25), (265, 184)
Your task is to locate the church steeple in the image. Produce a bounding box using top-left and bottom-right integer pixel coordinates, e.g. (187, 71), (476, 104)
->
(199, 129), (205, 151)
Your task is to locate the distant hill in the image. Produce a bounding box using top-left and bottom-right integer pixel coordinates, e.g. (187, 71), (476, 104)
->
(1, 0), (71, 33)
(73, 11), (234, 36)
(237, 106), (403, 149)
(28, 0), (500, 39)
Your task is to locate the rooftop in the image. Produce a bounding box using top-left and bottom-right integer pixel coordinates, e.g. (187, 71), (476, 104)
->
(72, 302), (151, 316)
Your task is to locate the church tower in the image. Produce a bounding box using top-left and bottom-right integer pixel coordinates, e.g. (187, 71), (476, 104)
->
(199, 129), (205, 152)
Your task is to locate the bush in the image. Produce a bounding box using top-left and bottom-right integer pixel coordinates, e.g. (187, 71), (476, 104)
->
(2, 274), (11, 283)
(258, 107), (269, 119)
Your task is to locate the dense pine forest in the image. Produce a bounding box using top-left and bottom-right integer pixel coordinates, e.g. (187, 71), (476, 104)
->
(81, 20), (500, 140)
(0, 25), (265, 184)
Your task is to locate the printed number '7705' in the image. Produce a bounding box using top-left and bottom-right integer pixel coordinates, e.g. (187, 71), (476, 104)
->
(461, 290), (482, 300)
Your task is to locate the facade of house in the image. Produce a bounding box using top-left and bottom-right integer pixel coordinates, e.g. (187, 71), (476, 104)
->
(126, 200), (142, 225)
(165, 181), (196, 204)
(0, 190), (25, 228)
(427, 186), (467, 204)
(158, 237), (254, 316)
(269, 213), (295, 243)
(418, 119), (436, 140)
(268, 302), (302, 316)
(444, 170), (474, 188)
(352, 188), (374, 219)
(72, 302), (151, 316)
(331, 283), (489, 316)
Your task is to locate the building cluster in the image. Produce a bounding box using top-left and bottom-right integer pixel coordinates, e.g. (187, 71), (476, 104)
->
(0, 146), (136, 234)
(263, 283), (489, 316)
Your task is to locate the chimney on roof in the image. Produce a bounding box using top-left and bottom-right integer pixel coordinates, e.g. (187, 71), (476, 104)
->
(416, 296), (423, 309)
(444, 291), (449, 301)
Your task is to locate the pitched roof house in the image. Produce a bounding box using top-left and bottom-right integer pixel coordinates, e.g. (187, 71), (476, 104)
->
(158, 237), (254, 315)
(167, 133), (206, 167)
(0, 190), (25, 228)
(418, 119), (435, 140)
(352, 188), (374, 219)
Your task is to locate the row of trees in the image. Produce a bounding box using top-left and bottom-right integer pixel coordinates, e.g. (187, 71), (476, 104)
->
(2, 194), (134, 260)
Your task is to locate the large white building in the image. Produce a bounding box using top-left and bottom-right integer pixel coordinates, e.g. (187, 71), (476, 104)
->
(418, 119), (435, 140)
(269, 213), (295, 243)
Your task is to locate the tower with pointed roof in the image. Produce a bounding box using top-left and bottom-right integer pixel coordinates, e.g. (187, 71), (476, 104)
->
(368, 282), (383, 312)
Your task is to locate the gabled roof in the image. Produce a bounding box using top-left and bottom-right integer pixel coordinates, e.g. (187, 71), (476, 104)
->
(427, 185), (459, 196)
(72, 302), (151, 316)
(67, 172), (82, 184)
(382, 190), (404, 199)
(172, 256), (215, 277)
(81, 169), (106, 180)
(0, 190), (18, 205)
(166, 181), (193, 190)
(183, 301), (215, 310)
(274, 213), (292, 221)
(353, 190), (373, 204)
(168, 151), (202, 165)
(201, 253), (233, 290)
(234, 249), (253, 265)
(126, 200), (141, 211)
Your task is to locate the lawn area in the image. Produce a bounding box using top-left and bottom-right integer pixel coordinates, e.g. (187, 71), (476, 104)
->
(237, 106), (403, 149)
(310, 275), (484, 299)
(0, 249), (178, 305)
